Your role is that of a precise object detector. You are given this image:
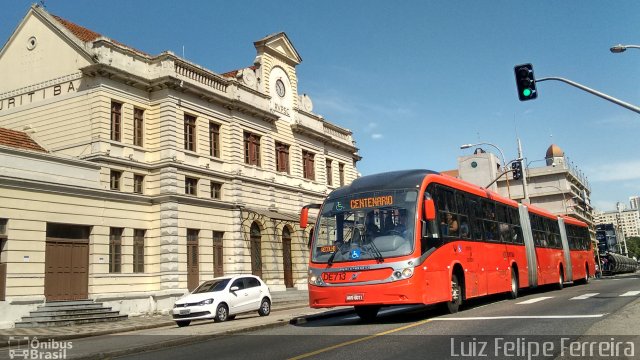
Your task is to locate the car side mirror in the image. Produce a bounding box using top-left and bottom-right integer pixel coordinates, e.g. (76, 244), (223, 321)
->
(230, 286), (239, 292)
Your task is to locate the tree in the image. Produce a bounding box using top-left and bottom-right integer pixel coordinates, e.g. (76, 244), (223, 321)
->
(626, 236), (640, 260)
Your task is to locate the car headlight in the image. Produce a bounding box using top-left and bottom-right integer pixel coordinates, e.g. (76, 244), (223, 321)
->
(197, 298), (214, 306)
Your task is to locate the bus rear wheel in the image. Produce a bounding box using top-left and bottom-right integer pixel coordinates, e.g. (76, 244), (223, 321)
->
(509, 268), (519, 299)
(354, 305), (380, 322)
(445, 274), (462, 313)
(555, 270), (564, 290)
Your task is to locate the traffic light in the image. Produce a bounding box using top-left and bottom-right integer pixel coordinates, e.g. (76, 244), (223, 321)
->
(514, 63), (538, 101)
(511, 161), (522, 180)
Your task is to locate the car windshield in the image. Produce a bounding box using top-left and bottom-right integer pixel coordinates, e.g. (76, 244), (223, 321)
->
(311, 189), (417, 264)
(192, 278), (230, 293)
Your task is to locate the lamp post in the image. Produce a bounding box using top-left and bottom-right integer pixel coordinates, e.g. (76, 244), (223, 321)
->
(610, 44), (640, 53)
(460, 142), (511, 198)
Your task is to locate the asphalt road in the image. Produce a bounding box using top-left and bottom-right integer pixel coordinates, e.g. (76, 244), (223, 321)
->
(117, 274), (640, 360)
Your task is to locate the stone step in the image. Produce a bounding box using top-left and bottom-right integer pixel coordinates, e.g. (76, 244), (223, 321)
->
(35, 303), (107, 313)
(15, 314), (128, 328)
(21, 310), (122, 322)
(41, 300), (97, 307)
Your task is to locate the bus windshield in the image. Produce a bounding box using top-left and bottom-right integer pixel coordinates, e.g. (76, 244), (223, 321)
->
(311, 190), (417, 264)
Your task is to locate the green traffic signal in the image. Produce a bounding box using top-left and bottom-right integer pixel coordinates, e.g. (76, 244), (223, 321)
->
(514, 63), (538, 101)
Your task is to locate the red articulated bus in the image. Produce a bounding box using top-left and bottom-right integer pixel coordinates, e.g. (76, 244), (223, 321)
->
(300, 170), (594, 320)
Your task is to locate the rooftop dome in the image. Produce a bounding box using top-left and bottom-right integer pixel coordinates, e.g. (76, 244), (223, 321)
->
(545, 144), (564, 158)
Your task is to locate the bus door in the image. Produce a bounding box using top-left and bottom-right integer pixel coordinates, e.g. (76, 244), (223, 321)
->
(558, 218), (572, 281)
(481, 199), (509, 294)
(519, 204), (538, 288)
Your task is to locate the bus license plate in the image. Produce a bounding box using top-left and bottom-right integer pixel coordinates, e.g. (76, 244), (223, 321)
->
(322, 272), (346, 281)
(346, 293), (364, 302)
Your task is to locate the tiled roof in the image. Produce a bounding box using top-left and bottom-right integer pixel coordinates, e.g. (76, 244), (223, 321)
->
(0, 128), (47, 153)
(50, 13), (150, 56)
(221, 65), (258, 78)
(51, 15), (101, 42)
(441, 169), (459, 178)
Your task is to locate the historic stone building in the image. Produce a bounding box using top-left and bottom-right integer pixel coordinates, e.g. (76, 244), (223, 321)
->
(0, 5), (360, 327)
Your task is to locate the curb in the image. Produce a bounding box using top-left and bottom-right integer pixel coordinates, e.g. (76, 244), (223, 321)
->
(0, 302), (343, 350)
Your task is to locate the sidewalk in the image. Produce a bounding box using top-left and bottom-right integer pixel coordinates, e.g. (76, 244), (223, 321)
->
(0, 302), (354, 359)
(0, 300), (344, 346)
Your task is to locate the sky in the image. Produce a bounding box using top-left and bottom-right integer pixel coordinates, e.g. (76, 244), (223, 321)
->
(1, 0), (639, 212)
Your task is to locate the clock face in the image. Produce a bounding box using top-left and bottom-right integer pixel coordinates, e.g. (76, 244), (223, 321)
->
(275, 79), (285, 97)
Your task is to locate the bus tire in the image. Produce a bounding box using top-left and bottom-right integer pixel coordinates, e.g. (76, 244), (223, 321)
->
(576, 264), (589, 285)
(446, 274), (462, 313)
(509, 268), (519, 299)
(354, 305), (380, 322)
(555, 269), (564, 290)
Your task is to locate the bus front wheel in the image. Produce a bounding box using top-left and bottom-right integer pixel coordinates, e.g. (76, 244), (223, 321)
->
(446, 274), (462, 313)
(355, 305), (380, 322)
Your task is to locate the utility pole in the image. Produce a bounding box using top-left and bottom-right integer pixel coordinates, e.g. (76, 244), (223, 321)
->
(517, 138), (529, 203)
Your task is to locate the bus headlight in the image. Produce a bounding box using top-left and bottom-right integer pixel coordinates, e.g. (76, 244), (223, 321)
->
(308, 273), (324, 285)
(402, 268), (413, 278)
(309, 274), (318, 284)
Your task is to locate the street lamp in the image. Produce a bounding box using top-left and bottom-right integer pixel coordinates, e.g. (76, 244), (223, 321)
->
(610, 44), (640, 53)
(460, 142), (511, 198)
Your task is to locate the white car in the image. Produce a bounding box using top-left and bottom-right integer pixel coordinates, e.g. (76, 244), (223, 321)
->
(172, 275), (272, 327)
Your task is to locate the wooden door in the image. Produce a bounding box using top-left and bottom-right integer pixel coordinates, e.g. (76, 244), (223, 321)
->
(187, 230), (199, 291)
(45, 240), (88, 301)
(282, 227), (293, 288)
(250, 222), (262, 278)
(213, 231), (224, 277)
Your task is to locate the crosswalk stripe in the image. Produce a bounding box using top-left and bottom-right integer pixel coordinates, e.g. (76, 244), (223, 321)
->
(517, 296), (553, 304)
(570, 293), (599, 300)
(619, 291), (640, 297)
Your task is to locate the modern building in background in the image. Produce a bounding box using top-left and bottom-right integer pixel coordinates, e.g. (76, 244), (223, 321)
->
(594, 204), (640, 239)
(0, 5), (360, 327)
(457, 144), (594, 230)
(629, 196), (640, 211)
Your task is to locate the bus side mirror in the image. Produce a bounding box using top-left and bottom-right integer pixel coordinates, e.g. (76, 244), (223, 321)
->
(300, 208), (309, 228)
(424, 198), (436, 221)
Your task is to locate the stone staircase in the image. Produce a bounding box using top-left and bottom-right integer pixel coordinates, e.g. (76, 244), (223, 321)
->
(15, 300), (128, 328)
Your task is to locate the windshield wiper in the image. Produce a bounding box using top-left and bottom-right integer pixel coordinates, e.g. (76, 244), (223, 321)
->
(327, 247), (338, 266)
(367, 236), (384, 263)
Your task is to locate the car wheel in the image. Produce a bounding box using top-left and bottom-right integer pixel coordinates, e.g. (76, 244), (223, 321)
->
(214, 303), (229, 322)
(509, 268), (519, 300)
(176, 320), (190, 327)
(258, 298), (271, 316)
(445, 274), (462, 313)
(354, 305), (380, 322)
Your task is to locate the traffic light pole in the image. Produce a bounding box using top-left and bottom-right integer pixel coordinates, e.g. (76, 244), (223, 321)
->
(517, 138), (530, 203)
(536, 77), (640, 114)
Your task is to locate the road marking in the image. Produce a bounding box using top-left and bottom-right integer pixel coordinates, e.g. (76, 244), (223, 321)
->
(287, 318), (433, 360)
(432, 314), (607, 320)
(570, 293), (599, 300)
(516, 296), (553, 304)
(620, 291), (640, 297)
